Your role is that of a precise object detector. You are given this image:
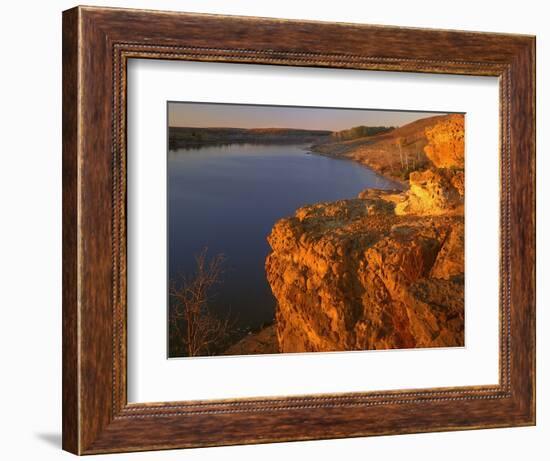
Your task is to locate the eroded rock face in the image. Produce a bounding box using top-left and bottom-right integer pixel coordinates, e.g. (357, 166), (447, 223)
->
(394, 115), (465, 216)
(395, 168), (464, 216)
(265, 197), (464, 352)
(424, 114), (465, 169)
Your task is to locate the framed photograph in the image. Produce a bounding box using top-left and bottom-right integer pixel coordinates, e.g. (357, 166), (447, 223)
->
(62, 6), (535, 455)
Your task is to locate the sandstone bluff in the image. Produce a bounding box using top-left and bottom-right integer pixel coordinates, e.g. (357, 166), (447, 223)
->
(265, 114), (465, 352)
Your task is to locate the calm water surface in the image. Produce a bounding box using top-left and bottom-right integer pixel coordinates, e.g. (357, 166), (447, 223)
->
(168, 143), (398, 333)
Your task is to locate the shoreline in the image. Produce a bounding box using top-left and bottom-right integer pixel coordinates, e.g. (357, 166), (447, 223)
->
(170, 137), (408, 191)
(305, 143), (409, 191)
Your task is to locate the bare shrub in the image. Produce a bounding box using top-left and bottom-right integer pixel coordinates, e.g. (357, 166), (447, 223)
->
(168, 249), (235, 357)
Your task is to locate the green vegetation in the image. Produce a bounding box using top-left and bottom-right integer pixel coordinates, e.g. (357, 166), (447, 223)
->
(330, 125), (394, 141)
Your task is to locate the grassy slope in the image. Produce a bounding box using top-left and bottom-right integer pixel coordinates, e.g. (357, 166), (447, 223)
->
(311, 114), (452, 181)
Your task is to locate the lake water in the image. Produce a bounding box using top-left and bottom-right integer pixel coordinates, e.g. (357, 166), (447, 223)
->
(168, 143), (398, 335)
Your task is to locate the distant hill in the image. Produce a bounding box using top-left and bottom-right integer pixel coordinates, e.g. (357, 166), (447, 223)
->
(330, 125), (394, 141)
(311, 115), (459, 181)
(169, 127), (332, 149)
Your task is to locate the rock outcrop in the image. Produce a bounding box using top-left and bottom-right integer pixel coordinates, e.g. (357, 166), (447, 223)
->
(395, 168), (464, 216)
(423, 114), (465, 169)
(265, 114), (465, 353)
(395, 115), (465, 216)
(266, 198), (464, 352)
(222, 325), (278, 355)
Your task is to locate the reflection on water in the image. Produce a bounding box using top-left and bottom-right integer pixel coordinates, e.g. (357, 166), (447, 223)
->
(168, 143), (398, 334)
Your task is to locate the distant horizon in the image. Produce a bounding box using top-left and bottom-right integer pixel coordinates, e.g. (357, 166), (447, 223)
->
(168, 102), (452, 132)
(169, 126), (334, 131)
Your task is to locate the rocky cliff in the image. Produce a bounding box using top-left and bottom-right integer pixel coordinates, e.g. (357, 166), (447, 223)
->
(265, 114), (465, 352)
(396, 115), (464, 216)
(423, 114), (464, 169)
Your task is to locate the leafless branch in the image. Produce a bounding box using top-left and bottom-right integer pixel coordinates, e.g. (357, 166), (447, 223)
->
(169, 248), (235, 357)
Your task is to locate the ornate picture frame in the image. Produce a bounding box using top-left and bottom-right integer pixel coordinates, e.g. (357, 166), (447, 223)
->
(62, 5), (535, 454)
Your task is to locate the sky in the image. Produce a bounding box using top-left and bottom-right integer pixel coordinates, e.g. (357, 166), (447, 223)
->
(168, 102), (450, 131)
